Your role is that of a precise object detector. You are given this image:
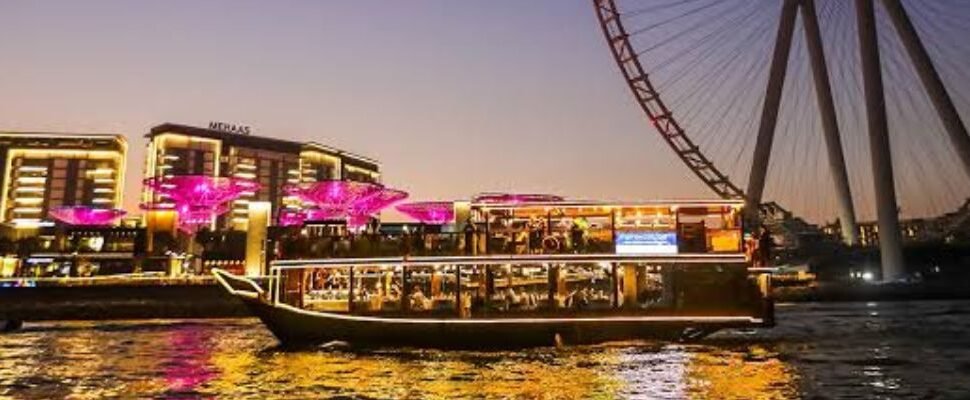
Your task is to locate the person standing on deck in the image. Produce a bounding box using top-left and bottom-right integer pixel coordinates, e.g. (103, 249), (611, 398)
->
(757, 227), (775, 268)
(463, 219), (477, 255)
(570, 217), (589, 253)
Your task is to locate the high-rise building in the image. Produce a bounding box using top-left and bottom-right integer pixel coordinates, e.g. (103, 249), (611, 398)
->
(0, 133), (127, 231)
(143, 123), (380, 229)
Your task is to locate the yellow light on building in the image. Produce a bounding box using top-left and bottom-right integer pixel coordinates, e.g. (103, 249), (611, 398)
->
(13, 198), (44, 204)
(87, 168), (115, 175)
(16, 177), (46, 184)
(245, 201), (271, 277)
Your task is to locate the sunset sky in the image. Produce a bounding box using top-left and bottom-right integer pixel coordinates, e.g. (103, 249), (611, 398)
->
(10, 0), (970, 224)
(0, 1), (711, 214)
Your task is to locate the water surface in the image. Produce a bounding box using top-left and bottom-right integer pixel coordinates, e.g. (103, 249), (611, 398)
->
(1, 301), (968, 399)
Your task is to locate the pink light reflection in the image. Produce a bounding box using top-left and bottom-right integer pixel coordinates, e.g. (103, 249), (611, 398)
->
(395, 201), (455, 225)
(278, 209), (306, 227)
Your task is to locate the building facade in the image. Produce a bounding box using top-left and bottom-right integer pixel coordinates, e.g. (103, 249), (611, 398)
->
(143, 123), (380, 230)
(0, 133), (127, 233)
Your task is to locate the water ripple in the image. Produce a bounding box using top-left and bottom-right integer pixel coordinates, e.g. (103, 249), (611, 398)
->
(1, 301), (968, 399)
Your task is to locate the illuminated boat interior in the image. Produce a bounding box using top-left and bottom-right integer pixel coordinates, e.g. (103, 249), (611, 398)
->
(212, 196), (773, 347)
(275, 195), (746, 259)
(231, 199), (770, 324)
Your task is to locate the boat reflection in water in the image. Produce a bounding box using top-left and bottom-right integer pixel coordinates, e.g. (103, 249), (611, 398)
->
(203, 325), (798, 398)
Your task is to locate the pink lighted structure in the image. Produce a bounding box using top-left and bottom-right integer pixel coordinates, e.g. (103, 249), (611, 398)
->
(286, 181), (383, 216)
(472, 193), (564, 204)
(49, 206), (127, 226)
(395, 202), (455, 225)
(278, 209), (307, 227)
(285, 180), (408, 228)
(143, 176), (259, 233)
(348, 188), (408, 227)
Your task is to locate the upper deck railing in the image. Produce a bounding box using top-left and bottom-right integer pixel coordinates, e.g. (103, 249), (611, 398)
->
(270, 252), (747, 271)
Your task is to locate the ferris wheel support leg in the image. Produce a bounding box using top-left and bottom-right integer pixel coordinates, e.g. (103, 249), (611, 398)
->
(745, 0), (800, 224)
(801, 0), (859, 246)
(881, 0), (970, 182)
(856, 0), (905, 281)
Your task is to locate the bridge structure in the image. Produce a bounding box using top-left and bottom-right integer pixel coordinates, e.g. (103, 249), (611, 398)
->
(593, 0), (970, 280)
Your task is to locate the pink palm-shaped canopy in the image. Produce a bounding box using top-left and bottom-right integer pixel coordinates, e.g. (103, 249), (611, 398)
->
(49, 206), (126, 226)
(142, 175), (259, 233)
(347, 187), (408, 227)
(285, 180), (408, 228)
(395, 201), (455, 225)
(285, 181), (383, 215)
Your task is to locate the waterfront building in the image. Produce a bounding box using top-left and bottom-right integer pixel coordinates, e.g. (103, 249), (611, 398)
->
(142, 123), (380, 231)
(823, 198), (970, 246)
(0, 132), (127, 235)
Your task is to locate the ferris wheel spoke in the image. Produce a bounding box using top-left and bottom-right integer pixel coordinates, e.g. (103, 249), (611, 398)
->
(626, 0), (731, 38)
(649, 2), (768, 72)
(621, 0), (711, 18)
(634, 0), (755, 57)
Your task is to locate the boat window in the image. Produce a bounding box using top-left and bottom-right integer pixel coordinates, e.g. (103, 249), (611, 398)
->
(613, 207), (678, 256)
(557, 263), (615, 311)
(463, 264), (488, 316)
(351, 266), (399, 313)
(617, 263), (669, 309)
(480, 207), (616, 255)
(403, 265), (460, 315)
(676, 206), (742, 253)
(304, 267), (351, 312)
(487, 264), (550, 313)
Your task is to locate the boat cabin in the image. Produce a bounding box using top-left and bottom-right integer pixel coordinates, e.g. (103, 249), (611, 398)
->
(465, 199), (744, 255)
(263, 200), (770, 323)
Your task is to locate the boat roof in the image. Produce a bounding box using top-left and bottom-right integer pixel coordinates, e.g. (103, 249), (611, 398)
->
(469, 199), (744, 209)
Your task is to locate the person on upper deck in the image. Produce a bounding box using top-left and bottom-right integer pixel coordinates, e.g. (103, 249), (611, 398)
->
(463, 219), (477, 255)
(757, 226), (775, 268)
(570, 217), (588, 253)
(529, 217), (546, 254)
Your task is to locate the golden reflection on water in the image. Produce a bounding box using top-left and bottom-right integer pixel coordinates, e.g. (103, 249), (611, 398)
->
(0, 320), (798, 399)
(206, 340), (796, 399)
(685, 345), (798, 399)
(209, 347), (623, 398)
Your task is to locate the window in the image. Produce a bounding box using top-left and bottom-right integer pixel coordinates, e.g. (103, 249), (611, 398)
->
(303, 267), (351, 312)
(488, 264), (550, 313)
(351, 266), (399, 313)
(558, 263), (615, 311)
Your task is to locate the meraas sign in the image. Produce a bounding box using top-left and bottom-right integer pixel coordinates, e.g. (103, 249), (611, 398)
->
(208, 121), (251, 135)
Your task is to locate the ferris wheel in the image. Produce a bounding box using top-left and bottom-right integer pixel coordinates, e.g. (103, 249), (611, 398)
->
(593, 0), (970, 278)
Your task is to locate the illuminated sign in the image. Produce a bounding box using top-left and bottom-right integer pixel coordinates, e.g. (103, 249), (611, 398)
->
(208, 121), (251, 135)
(615, 231), (678, 255)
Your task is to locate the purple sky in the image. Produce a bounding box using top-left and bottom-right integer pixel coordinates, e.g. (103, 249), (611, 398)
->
(0, 1), (707, 213)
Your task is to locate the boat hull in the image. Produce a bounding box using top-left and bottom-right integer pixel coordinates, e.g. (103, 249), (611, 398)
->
(237, 295), (763, 349)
